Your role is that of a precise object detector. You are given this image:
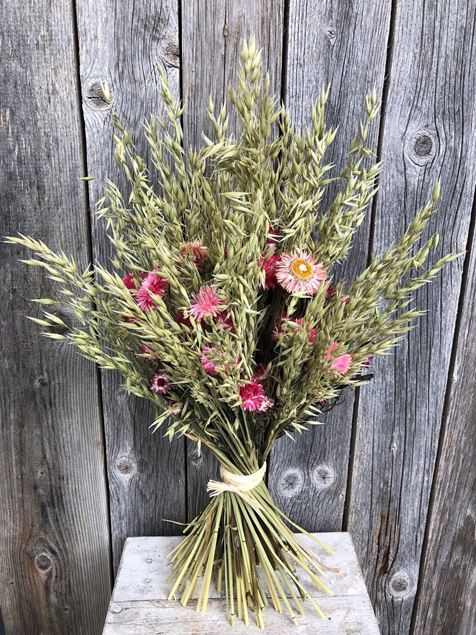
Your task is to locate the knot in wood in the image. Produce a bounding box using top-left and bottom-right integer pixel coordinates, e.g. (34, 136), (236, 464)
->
(277, 467), (304, 498)
(190, 448), (203, 467)
(35, 552), (53, 572)
(160, 42), (180, 69)
(326, 27), (337, 44)
(387, 567), (415, 598)
(312, 463), (335, 490)
(34, 374), (48, 388)
(85, 82), (111, 111)
(408, 129), (436, 166)
(116, 455), (137, 477)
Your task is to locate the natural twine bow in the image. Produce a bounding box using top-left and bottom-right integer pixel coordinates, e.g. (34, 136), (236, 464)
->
(207, 462), (267, 511)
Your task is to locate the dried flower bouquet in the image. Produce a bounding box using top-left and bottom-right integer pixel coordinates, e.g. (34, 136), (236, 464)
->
(7, 39), (456, 628)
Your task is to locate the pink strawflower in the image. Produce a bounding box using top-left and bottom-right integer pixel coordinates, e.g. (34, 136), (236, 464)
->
(331, 354), (352, 374)
(181, 241), (208, 266)
(259, 253), (280, 289)
(190, 286), (225, 321)
(136, 272), (168, 310)
(122, 273), (137, 290)
(253, 363), (270, 382)
(276, 251), (327, 295)
(149, 372), (171, 395)
(200, 346), (219, 376)
(273, 316), (317, 343)
(239, 380), (274, 413)
(325, 342), (353, 374)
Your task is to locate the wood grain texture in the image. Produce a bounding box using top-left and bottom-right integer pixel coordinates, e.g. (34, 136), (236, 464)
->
(180, 1), (285, 519)
(411, 216), (476, 632)
(102, 533), (379, 634)
(268, 0), (393, 531)
(346, 1), (476, 634)
(74, 0), (186, 571)
(0, 1), (111, 633)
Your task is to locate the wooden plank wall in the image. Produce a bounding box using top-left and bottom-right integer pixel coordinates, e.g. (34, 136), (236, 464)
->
(0, 2), (474, 634)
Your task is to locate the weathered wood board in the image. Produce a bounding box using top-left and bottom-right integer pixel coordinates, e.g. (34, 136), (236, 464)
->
(102, 533), (380, 634)
(0, 0), (111, 633)
(346, 0), (476, 633)
(74, 0), (187, 572)
(411, 197), (476, 632)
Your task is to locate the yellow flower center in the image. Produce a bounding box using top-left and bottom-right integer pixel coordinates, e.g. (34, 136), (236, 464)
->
(290, 258), (314, 280)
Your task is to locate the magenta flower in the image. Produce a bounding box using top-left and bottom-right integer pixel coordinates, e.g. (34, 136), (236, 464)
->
(325, 342), (353, 374)
(149, 372), (171, 395)
(239, 380), (274, 412)
(189, 286), (225, 321)
(136, 272), (168, 310)
(276, 251), (326, 295)
(122, 273), (137, 290)
(259, 253), (280, 289)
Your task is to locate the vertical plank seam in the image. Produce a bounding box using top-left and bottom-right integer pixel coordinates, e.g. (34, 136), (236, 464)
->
(177, 0), (189, 524)
(70, 0), (114, 586)
(409, 188), (476, 634)
(342, 0), (399, 531)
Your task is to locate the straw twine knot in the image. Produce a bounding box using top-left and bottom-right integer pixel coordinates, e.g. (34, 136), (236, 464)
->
(207, 462), (267, 511)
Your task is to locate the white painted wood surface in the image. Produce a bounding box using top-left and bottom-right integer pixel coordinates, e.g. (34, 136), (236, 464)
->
(103, 532), (379, 634)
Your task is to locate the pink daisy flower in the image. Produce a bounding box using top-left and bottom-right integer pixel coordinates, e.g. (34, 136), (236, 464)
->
(181, 241), (208, 266)
(200, 346), (219, 376)
(259, 253), (280, 289)
(239, 380), (274, 413)
(325, 342), (353, 374)
(190, 286), (225, 321)
(136, 272), (168, 310)
(149, 372), (171, 395)
(276, 251), (327, 295)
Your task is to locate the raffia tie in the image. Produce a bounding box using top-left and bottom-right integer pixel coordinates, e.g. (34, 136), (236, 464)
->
(207, 462), (267, 512)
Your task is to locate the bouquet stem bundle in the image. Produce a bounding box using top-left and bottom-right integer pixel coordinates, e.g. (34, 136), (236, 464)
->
(6, 37), (457, 627)
(169, 449), (334, 627)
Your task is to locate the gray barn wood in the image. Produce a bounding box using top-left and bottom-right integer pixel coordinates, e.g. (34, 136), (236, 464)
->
(0, 0), (111, 633)
(347, 0), (476, 633)
(412, 194), (476, 632)
(102, 533), (379, 634)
